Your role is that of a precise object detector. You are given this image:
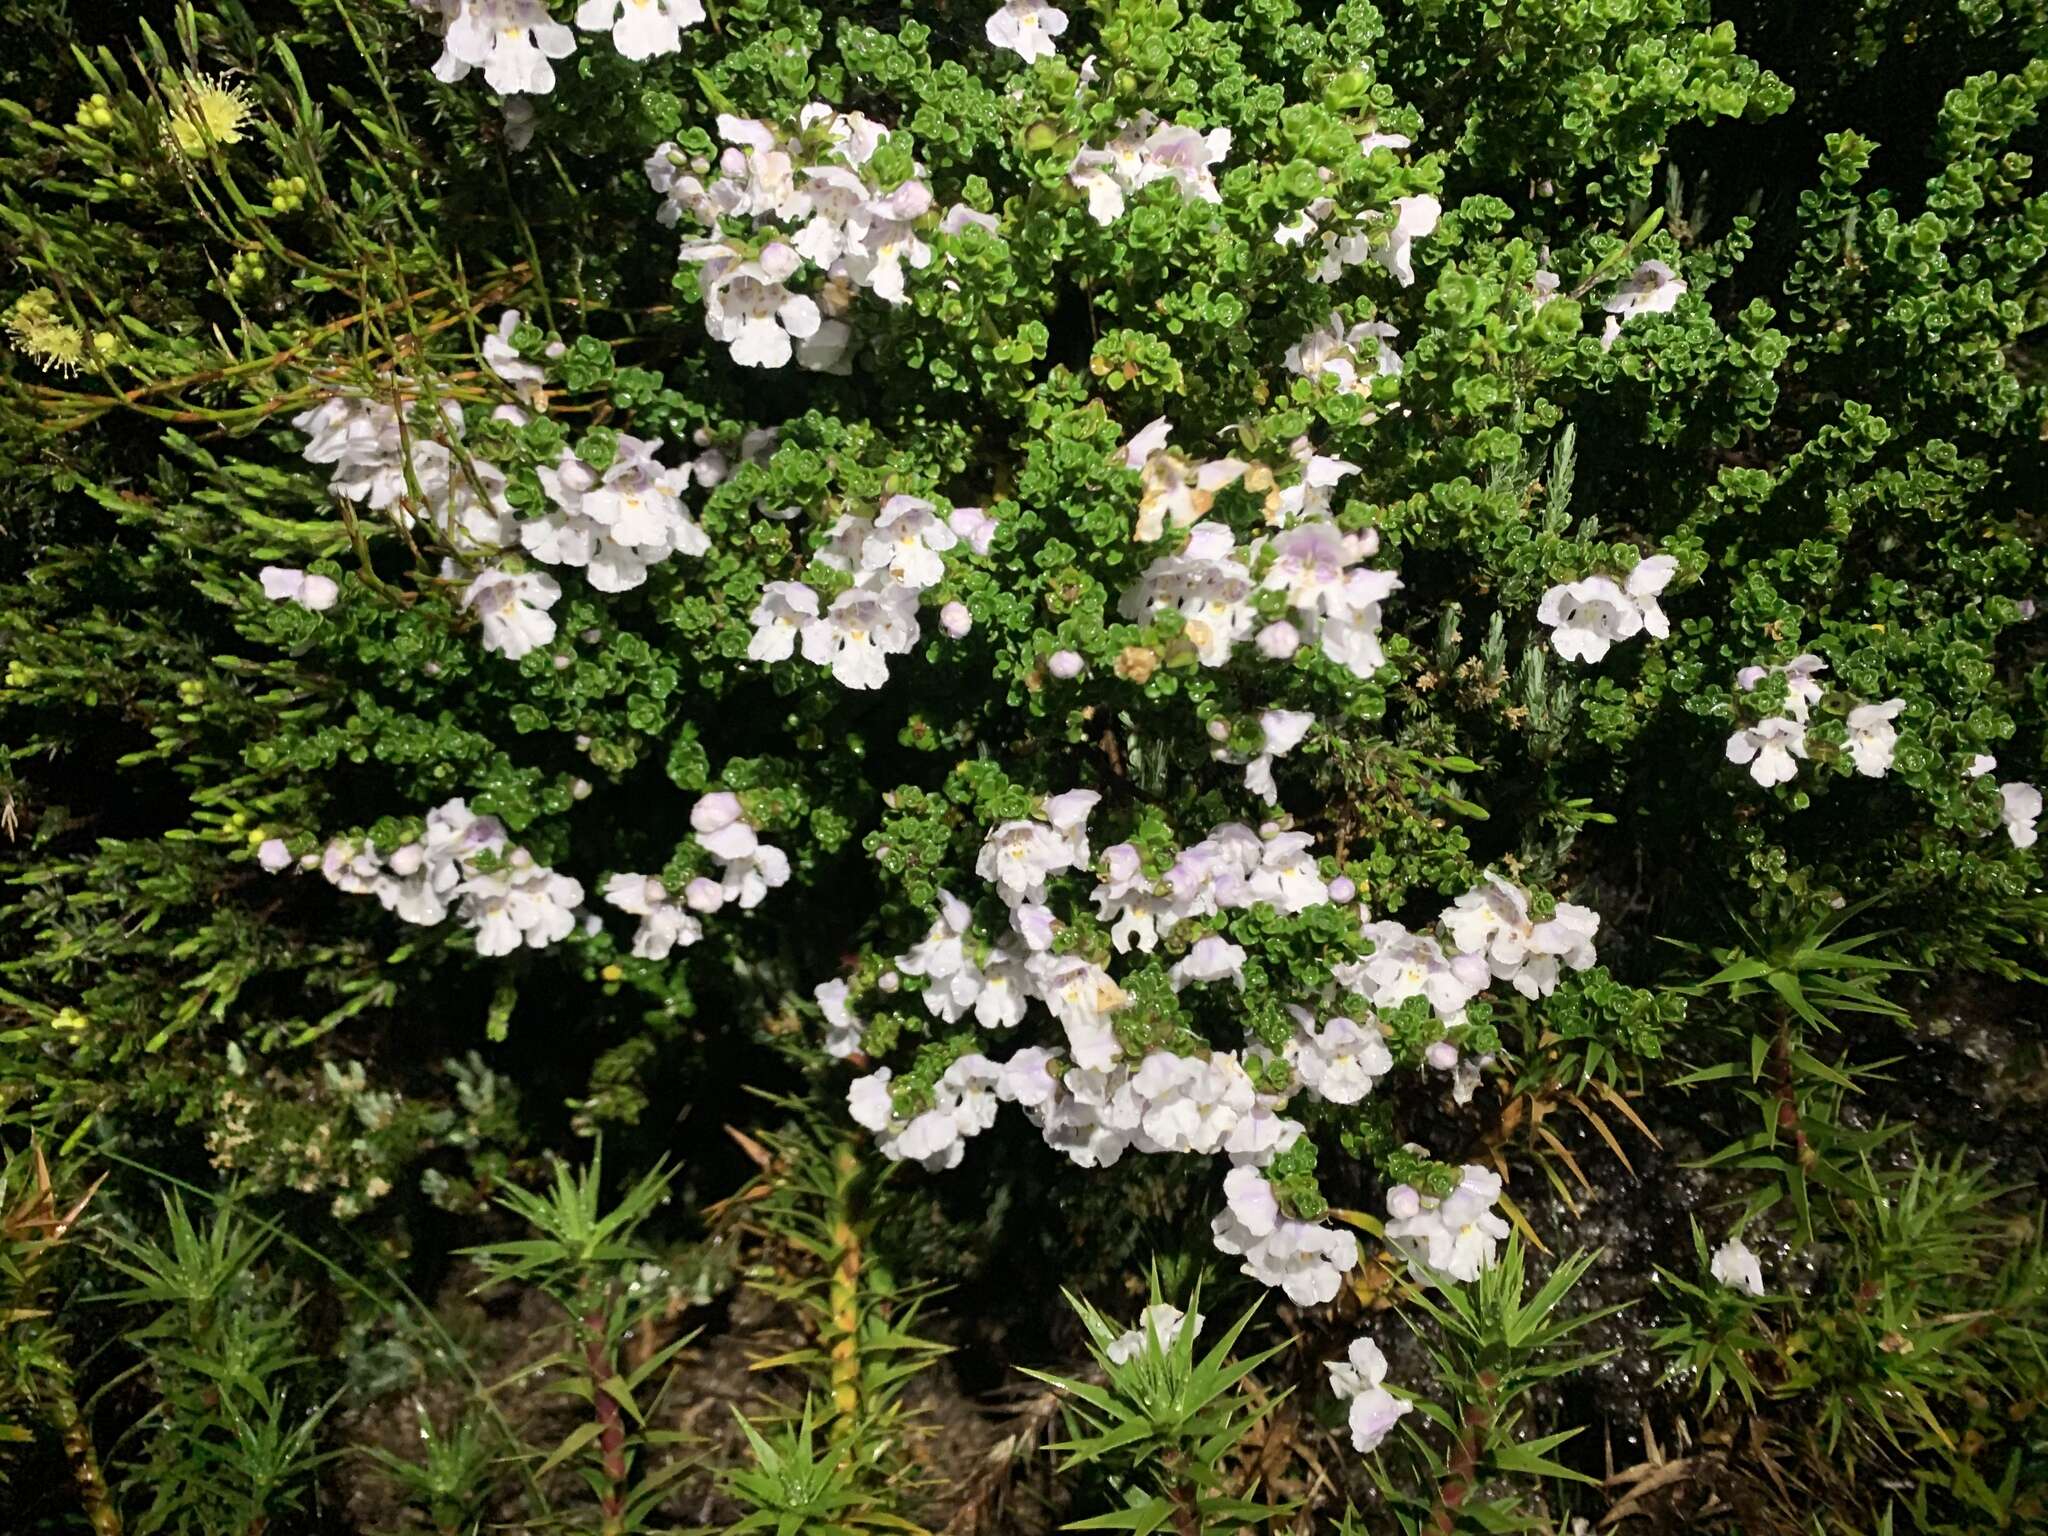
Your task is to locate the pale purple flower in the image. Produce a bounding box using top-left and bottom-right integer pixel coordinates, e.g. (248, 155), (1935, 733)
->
(1601, 259), (1688, 348)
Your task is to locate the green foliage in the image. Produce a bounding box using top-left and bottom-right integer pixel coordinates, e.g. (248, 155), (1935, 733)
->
(1369, 1238), (1621, 1533)
(1024, 1278), (1296, 1532)
(0, 0), (2042, 1533)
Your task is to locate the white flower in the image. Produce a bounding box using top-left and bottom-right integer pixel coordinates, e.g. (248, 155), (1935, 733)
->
(1216, 708), (1315, 805)
(1168, 935), (1247, 990)
(1291, 1015), (1392, 1105)
(860, 494), (958, 589)
(940, 600), (972, 637)
(1383, 1164), (1511, 1285)
(719, 843), (791, 909)
(747, 580), (820, 662)
(1033, 956), (1130, 1069)
(464, 566), (560, 661)
(700, 262), (823, 370)
(1537, 576), (1643, 662)
(259, 566), (339, 612)
(1726, 716), (1808, 788)
(1121, 418), (1248, 543)
(431, 0), (577, 96)
(985, 0), (1067, 62)
(1969, 753), (1998, 778)
(257, 838), (293, 872)
(691, 790), (750, 852)
(1375, 194), (1441, 286)
(1257, 621), (1300, 659)
(1041, 789), (1101, 866)
(1247, 830), (1329, 914)
(1710, 1236), (1765, 1296)
(998, 1046), (1059, 1108)
(815, 978), (864, 1058)
(1845, 698), (1904, 777)
(848, 1069), (895, 1131)
(978, 818), (1074, 904)
(1601, 259), (1688, 348)
(2001, 781), (2041, 848)
(1326, 1337), (1410, 1454)
(482, 308), (546, 398)
(799, 584), (920, 689)
(1627, 554), (1678, 638)
(1141, 122), (1231, 205)
(574, 0), (704, 60)
(949, 504), (998, 556)
(1106, 1302), (1201, 1364)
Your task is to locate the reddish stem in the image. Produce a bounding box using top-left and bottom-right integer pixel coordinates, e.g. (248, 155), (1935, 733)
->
(584, 1308), (628, 1534)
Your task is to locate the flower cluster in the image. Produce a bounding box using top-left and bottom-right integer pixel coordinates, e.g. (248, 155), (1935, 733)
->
(747, 495), (993, 690)
(284, 798), (585, 957)
(1213, 1163), (1360, 1305)
(646, 107), (945, 369)
(1537, 555), (1676, 663)
(1118, 510), (1400, 679)
(521, 433), (714, 594)
(1067, 113), (1231, 225)
(418, 0), (704, 99)
(836, 796), (1600, 1305)
(1724, 655), (1911, 788)
(848, 1052), (1002, 1171)
(1383, 1163), (1512, 1285)
(292, 314), (723, 666)
(1274, 153), (1440, 289)
(1437, 874), (1601, 1001)
(602, 793), (791, 957)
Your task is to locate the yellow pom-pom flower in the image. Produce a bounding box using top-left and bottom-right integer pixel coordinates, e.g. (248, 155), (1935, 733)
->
(163, 70), (254, 157)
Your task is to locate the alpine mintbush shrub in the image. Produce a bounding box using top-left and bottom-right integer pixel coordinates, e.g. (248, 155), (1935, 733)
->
(1, 1), (2043, 1532)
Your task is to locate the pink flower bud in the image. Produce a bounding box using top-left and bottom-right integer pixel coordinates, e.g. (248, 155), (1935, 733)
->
(1257, 621), (1301, 660)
